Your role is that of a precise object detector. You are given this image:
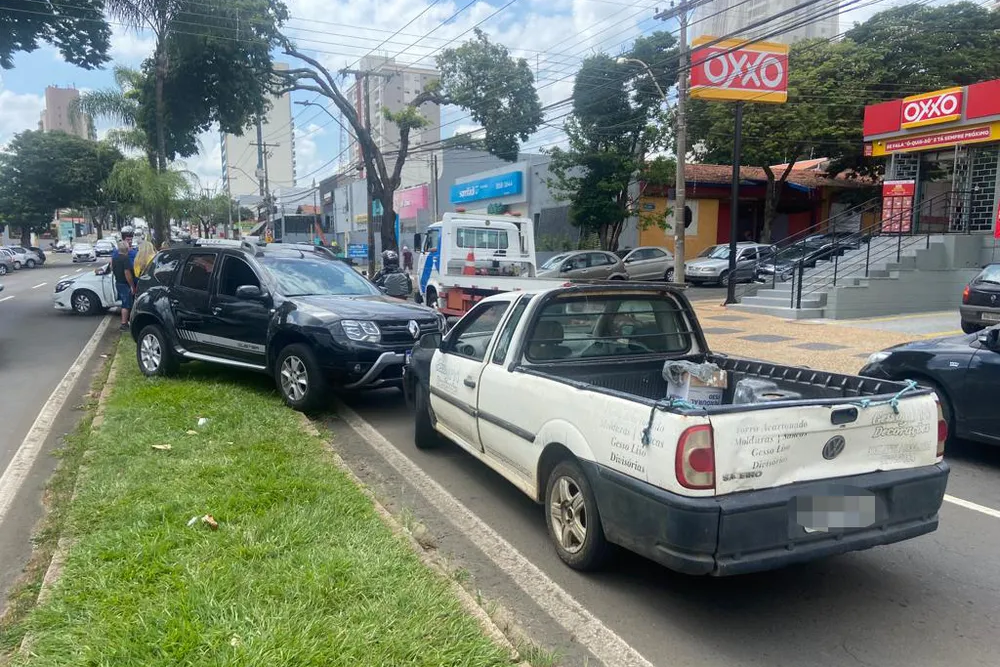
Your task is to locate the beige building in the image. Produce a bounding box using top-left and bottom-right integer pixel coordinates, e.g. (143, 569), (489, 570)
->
(346, 56), (441, 189)
(221, 63), (297, 198)
(691, 0), (840, 44)
(39, 86), (92, 139)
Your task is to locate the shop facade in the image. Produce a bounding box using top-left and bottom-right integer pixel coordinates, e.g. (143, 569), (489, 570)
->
(863, 79), (1000, 234)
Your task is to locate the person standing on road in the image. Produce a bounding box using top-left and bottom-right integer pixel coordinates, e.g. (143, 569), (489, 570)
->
(402, 245), (413, 272)
(112, 240), (135, 332)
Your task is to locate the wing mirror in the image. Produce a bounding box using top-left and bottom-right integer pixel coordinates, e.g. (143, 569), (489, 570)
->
(418, 332), (442, 349)
(979, 328), (1000, 349)
(235, 284), (268, 301)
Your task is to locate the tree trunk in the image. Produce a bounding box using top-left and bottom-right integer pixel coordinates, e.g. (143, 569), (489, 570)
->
(20, 227), (31, 247)
(153, 45), (170, 248)
(762, 174), (778, 244)
(379, 192), (398, 253)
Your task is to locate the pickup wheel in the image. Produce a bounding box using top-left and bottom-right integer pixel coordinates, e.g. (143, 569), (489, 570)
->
(545, 460), (611, 571)
(414, 384), (439, 449)
(137, 324), (179, 377)
(275, 343), (328, 413)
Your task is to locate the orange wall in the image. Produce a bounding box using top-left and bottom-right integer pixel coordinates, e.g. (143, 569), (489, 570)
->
(638, 197), (720, 259)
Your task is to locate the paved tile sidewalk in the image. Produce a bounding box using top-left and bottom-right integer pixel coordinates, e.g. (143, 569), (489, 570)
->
(694, 303), (923, 375)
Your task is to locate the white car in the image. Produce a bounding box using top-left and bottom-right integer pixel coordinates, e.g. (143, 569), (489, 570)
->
(94, 239), (116, 257)
(53, 266), (119, 315)
(72, 243), (97, 263)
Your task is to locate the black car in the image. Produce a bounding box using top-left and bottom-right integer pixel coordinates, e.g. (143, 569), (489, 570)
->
(130, 239), (445, 411)
(959, 263), (1000, 333)
(756, 242), (839, 281)
(860, 328), (1000, 446)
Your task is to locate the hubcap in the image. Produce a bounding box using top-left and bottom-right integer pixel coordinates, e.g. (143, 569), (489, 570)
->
(549, 476), (587, 554)
(73, 293), (91, 313)
(280, 355), (309, 402)
(140, 333), (162, 372)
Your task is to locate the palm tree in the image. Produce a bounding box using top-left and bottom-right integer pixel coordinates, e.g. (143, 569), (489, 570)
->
(72, 66), (154, 166)
(104, 158), (193, 229)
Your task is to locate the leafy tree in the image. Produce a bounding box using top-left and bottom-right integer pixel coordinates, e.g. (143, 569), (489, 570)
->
(546, 32), (678, 250)
(0, 0), (111, 69)
(103, 158), (193, 230)
(103, 0), (288, 245)
(177, 193), (231, 237)
(0, 131), (122, 245)
(276, 29), (543, 255)
(687, 39), (863, 242)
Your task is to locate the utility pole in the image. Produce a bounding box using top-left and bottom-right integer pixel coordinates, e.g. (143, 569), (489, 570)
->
(251, 138), (280, 235)
(431, 152), (440, 221)
(655, 1), (707, 284)
(255, 116), (266, 197)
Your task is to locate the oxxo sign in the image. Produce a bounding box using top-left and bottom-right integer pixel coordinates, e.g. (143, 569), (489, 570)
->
(900, 87), (963, 129)
(689, 36), (789, 104)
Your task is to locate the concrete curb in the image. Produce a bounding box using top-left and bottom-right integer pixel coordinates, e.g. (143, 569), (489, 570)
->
(18, 343), (121, 657)
(299, 415), (530, 667)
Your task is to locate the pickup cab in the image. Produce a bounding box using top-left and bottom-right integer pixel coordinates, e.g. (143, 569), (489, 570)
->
(403, 285), (949, 576)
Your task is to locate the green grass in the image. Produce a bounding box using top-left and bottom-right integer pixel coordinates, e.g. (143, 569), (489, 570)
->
(10, 341), (514, 667)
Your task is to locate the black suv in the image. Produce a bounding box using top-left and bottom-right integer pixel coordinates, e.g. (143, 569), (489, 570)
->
(130, 240), (444, 411)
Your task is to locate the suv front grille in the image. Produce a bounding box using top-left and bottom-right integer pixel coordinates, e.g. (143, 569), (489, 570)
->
(378, 318), (438, 345)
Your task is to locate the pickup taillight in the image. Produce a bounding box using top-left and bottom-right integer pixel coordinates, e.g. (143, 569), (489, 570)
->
(675, 425), (715, 490)
(936, 399), (947, 457)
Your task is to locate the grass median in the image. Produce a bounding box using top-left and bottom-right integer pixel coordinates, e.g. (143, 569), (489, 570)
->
(10, 339), (514, 666)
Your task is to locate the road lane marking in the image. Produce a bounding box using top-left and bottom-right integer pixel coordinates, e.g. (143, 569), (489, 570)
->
(59, 274), (69, 279)
(335, 401), (655, 667)
(944, 494), (1000, 519)
(0, 296), (13, 303)
(0, 317), (111, 527)
(32, 282), (47, 289)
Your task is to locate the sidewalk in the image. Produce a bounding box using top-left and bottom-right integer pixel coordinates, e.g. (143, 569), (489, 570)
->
(693, 303), (926, 375)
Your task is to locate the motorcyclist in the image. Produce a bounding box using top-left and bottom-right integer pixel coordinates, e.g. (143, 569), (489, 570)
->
(372, 249), (413, 299)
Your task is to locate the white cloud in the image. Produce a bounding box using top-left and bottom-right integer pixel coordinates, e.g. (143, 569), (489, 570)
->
(110, 26), (156, 63)
(294, 122), (326, 183)
(0, 85), (44, 144)
(177, 130), (224, 192)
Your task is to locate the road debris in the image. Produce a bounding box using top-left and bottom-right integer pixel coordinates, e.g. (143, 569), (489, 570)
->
(151, 444), (172, 451)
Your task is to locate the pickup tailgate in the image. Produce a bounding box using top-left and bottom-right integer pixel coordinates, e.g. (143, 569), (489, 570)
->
(710, 393), (940, 495)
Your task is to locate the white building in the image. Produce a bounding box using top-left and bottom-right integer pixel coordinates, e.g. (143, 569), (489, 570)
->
(346, 56), (441, 189)
(691, 0), (840, 44)
(39, 86), (92, 140)
(221, 63), (296, 198)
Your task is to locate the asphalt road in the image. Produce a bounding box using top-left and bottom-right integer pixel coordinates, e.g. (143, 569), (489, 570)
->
(331, 388), (1000, 667)
(0, 253), (115, 608)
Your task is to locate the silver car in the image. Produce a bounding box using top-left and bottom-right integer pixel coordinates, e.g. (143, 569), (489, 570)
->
(0, 252), (12, 275)
(622, 246), (676, 282)
(685, 243), (776, 286)
(537, 250), (629, 281)
(4, 246), (42, 269)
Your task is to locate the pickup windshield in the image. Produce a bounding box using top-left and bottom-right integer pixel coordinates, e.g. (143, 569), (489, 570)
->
(525, 294), (693, 362)
(261, 257), (380, 297)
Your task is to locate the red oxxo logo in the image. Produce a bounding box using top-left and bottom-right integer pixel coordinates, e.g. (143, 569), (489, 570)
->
(901, 88), (963, 129)
(689, 37), (789, 104)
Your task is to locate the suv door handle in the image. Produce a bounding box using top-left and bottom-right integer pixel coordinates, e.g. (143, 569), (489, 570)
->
(169, 298), (180, 307)
(463, 377), (477, 389)
(211, 306), (222, 315)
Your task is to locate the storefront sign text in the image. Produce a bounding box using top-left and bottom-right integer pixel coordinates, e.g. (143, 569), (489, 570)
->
(450, 171), (524, 204)
(690, 36), (789, 104)
(870, 122), (1000, 156)
(882, 180), (915, 234)
(901, 87), (963, 129)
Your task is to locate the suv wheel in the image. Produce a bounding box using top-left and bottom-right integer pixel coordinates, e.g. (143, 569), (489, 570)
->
(275, 343), (327, 412)
(137, 324), (179, 376)
(72, 290), (101, 316)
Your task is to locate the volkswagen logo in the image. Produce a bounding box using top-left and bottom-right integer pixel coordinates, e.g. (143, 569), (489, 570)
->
(407, 320), (420, 340)
(822, 435), (846, 460)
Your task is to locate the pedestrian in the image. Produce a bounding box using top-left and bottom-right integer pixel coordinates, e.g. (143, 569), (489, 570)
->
(112, 240), (135, 332)
(402, 245), (413, 272)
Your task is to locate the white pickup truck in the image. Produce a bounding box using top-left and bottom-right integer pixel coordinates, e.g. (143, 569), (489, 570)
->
(402, 284), (949, 576)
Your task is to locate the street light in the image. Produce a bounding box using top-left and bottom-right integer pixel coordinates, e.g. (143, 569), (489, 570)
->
(615, 57), (669, 101)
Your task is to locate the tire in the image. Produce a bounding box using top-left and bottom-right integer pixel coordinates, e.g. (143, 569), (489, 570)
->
(71, 289), (101, 316)
(13, 261), (21, 270)
(544, 459), (612, 571)
(275, 343), (327, 413)
(25, 259), (35, 269)
(609, 275), (626, 281)
(719, 271), (730, 287)
(136, 324), (179, 377)
(426, 287), (438, 311)
(664, 267), (675, 282)
(414, 384), (439, 450)
(0, 264), (7, 275)
(961, 320), (984, 334)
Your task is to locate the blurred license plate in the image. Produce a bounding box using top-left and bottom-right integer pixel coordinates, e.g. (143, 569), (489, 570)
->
(982, 312), (1000, 322)
(793, 490), (878, 534)
(405, 350), (412, 365)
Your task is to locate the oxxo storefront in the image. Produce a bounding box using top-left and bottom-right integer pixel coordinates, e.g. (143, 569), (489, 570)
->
(863, 79), (1000, 234)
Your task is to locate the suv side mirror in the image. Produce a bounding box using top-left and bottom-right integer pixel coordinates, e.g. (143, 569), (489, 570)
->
(979, 328), (1000, 349)
(235, 284), (266, 300)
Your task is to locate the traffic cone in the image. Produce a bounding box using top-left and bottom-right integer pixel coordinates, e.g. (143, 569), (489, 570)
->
(463, 251), (476, 275)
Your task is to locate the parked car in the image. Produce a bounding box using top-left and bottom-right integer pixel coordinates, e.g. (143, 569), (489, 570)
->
(404, 284), (948, 575)
(685, 243), (776, 286)
(130, 240), (445, 411)
(28, 246), (46, 265)
(621, 246), (676, 282)
(0, 252), (12, 275)
(52, 265), (119, 315)
(94, 239), (116, 257)
(4, 246), (43, 269)
(861, 327), (1000, 447)
(536, 250), (629, 281)
(72, 243), (97, 263)
(0, 248), (16, 271)
(959, 264), (1000, 333)
(756, 242), (839, 282)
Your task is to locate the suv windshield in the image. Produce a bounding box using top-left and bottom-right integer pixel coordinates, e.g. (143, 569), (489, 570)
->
(261, 256), (380, 297)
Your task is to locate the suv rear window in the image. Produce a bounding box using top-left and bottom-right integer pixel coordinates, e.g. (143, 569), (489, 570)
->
(525, 294), (693, 362)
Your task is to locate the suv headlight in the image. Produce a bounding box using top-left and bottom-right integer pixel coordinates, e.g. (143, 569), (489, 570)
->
(54, 280), (74, 293)
(340, 319), (381, 343)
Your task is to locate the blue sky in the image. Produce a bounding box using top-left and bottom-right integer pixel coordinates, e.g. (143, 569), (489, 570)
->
(0, 0), (889, 190)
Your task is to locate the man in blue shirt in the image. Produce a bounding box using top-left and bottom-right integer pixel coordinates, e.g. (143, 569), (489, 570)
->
(109, 226), (139, 331)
